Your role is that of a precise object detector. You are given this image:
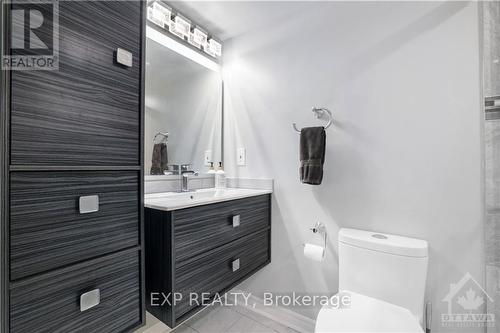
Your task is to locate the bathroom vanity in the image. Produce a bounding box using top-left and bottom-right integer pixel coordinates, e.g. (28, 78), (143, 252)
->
(144, 189), (272, 327)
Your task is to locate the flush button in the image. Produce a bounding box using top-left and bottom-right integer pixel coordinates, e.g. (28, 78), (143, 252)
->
(372, 234), (388, 239)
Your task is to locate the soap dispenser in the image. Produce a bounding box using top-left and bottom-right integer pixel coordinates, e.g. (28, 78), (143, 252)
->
(215, 162), (226, 189)
(207, 162), (216, 174)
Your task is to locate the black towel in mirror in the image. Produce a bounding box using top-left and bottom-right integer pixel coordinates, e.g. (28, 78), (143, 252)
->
(300, 126), (326, 185)
(150, 143), (167, 175)
(160, 143), (168, 172)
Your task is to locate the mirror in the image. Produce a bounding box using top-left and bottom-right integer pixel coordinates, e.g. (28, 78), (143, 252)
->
(144, 27), (222, 176)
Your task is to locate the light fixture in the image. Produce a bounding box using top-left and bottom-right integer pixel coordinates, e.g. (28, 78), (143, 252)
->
(205, 38), (222, 57)
(146, 4), (222, 59)
(172, 15), (191, 38)
(147, 2), (171, 29)
(189, 27), (207, 49)
(146, 26), (220, 72)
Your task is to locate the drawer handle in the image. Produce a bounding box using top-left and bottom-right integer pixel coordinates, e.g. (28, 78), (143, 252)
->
(232, 215), (240, 228)
(232, 259), (240, 272)
(80, 289), (100, 312)
(116, 48), (133, 67)
(79, 195), (99, 214)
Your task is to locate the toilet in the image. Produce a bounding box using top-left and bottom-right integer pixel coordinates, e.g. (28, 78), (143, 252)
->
(315, 228), (428, 333)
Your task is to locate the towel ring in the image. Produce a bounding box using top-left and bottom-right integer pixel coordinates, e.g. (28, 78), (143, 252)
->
(153, 132), (169, 144)
(293, 107), (333, 133)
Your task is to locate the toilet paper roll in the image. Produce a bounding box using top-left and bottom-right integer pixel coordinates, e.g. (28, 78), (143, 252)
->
(303, 243), (325, 262)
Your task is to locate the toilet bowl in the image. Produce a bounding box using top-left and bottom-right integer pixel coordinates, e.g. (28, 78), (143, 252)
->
(314, 228), (428, 333)
(315, 292), (423, 333)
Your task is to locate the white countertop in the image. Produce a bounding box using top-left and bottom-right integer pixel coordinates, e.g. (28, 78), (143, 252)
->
(144, 188), (272, 211)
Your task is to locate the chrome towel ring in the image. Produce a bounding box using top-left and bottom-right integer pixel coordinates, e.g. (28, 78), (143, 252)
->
(153, 132), (169, 144)
(293, 107), (333, 133)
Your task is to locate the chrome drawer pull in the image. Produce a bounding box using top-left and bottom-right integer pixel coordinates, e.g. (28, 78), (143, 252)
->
(80, 289), (100, 312)
(232, 215), (240, 228)
(79, 195), (99, 214)
(232, 259), (240, 272)
(116, 48), (133, 67)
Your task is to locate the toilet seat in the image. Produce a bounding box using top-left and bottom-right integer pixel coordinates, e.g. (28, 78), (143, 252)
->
(314, 291), (423, 333)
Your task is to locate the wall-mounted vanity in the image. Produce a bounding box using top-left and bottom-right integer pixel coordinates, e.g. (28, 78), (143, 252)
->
(143, 2), (272, 329)
(145, 190), (271, 327)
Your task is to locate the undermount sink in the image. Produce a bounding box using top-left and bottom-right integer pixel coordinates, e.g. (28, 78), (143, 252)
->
(144, 188), (272, 211)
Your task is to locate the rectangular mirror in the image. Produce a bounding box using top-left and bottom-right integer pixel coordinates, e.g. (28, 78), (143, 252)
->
(145, 25), (222, 176)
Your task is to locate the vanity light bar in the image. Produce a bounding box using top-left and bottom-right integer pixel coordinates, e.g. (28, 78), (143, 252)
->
(146, 26), (220, 72)
(146, 1), (222, 59)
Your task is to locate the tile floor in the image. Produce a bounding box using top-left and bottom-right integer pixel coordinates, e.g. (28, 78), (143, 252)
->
(135, 304), (302, 333)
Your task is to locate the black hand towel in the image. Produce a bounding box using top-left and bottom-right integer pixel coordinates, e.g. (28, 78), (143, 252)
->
(150, 143), (164, 175)
(300, 126), (326, 185)
(160, 143), (168, 172)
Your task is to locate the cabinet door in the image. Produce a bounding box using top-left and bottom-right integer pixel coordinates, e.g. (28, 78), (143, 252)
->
(174, 230), (270, 320)
(173, 195), (270, 264)
(10, 249), (141, 333)
(10, 171), (140, 280)
(10, 1), (141, 166)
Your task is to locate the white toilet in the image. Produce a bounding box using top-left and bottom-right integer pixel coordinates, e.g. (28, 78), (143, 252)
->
(315, 228), (428, 333)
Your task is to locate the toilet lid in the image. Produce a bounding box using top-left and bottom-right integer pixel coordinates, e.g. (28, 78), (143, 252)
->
(315, 291), (423, 333)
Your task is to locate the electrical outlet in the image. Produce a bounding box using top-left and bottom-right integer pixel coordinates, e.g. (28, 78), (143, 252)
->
(204, 150), (212, 166)
(237, 148), (246, 166)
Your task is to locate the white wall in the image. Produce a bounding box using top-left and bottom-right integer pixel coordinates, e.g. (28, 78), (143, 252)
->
(223, 2), (482, 332)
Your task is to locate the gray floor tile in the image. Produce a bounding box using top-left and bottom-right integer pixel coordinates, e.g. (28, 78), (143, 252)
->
(172, 325), (200, 333)
(231, 306), (301, 333)
(137, 306), (303, 333)
(187, 306), (242, 333)
(225, 315), (276, 333)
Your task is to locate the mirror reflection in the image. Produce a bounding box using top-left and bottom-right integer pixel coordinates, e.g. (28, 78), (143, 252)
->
(144, 29), (222, 176)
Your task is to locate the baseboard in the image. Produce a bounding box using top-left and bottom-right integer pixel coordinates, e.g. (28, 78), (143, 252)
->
(232, 289), (316, 333)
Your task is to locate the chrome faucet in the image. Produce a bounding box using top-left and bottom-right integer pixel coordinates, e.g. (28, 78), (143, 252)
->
(181, 171), (198, 192)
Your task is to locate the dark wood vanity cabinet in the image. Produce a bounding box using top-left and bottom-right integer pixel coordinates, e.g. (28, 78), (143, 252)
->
(145, 195), (272, 328)
(1, 1), (145, 332)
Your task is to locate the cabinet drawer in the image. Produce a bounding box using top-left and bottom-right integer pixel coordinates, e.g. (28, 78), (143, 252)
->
(174, 229), (270, 319)
(173, 195), (270, 264)
(10, 171), (139, 280)
(10, 1), (141, 166)
(10, 248), (141, 333)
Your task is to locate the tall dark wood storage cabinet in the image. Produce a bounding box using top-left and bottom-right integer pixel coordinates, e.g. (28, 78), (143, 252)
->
(0, 1), (145, 332)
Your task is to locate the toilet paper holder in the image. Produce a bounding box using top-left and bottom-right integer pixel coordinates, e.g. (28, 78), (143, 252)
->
(303, 222), (327, 256)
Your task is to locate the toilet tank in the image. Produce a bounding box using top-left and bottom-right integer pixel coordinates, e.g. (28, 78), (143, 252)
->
(338, 228), (428, 323)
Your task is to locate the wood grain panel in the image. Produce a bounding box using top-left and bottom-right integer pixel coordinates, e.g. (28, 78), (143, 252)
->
(10, 1), (141, 166)
(174, 229), (270, 319)
(145, 208), (174, 326)
(10, 171), (139, 280)
(10, 248), (141, 333)
(173, 195), (270, 264)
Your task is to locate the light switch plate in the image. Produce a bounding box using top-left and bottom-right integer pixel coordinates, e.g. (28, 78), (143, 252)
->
(116, 48), (133, 67)
(204, 150), (213, 166)
(237, 148), (246, 166)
